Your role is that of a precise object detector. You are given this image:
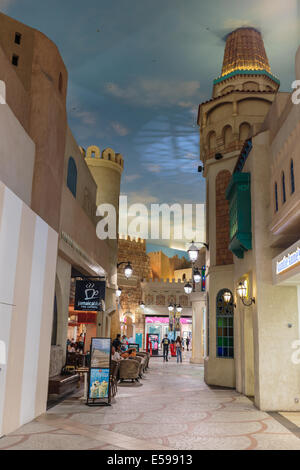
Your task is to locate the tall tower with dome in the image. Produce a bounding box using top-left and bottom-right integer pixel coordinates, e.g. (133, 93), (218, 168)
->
(197, 27), (280, 388)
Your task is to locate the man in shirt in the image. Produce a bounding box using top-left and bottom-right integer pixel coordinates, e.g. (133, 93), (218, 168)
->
(161, 334), (170, 362)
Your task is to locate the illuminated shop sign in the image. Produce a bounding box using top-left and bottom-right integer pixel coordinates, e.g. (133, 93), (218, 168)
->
(276, 247), (300, 274)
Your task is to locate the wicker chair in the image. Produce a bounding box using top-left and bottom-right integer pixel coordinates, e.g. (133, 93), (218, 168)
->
(135, 354), (147, 375)
(119, 358), (140, 383)
(110, 360), (120, 397)
(129, 355), (144, 378)
(137, 352), (150, 370)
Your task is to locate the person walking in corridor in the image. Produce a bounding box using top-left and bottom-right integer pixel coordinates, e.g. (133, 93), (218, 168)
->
(176, 336), (183, 363)
(186, 337), (190, 351)
(161, 334), (170, 362)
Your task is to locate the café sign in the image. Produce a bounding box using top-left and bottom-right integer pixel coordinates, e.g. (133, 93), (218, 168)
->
(75, 280), (106, 311)
(276, 247), (300, 274)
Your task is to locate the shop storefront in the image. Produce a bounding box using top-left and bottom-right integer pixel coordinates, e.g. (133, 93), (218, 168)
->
(272, 239), (300, 317)
(68, 308), (97, 353)
(145, 316), (192, 348)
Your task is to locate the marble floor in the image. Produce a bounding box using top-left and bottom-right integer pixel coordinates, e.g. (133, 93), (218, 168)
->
(1, 352), (300, 450)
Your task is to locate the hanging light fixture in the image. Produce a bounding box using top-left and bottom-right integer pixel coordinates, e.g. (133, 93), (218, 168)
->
(193, 268), (201, 284)
(168, 304), (174, 312)
(184, 282), (193, 295)
(139, 301), (145, 309)
(176, 304), (183, 313)
(187, 241), (199, 263)
(124, 262), (133, 279)
(117, 261), (133, 279)
(116, 287), (122, 297)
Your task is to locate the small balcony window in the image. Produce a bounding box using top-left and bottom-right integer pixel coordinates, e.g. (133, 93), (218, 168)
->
(12, 54), (19, 66)
(15, 32), (22, 45)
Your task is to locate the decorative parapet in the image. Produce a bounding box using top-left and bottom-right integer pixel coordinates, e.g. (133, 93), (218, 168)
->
(84, 145), (124, 174)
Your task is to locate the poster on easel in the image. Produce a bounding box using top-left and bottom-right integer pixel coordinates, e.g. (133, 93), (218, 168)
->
(86, 337), (112, 406)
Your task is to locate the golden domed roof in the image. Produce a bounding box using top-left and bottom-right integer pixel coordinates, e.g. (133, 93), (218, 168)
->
(221, 27), (271, 76)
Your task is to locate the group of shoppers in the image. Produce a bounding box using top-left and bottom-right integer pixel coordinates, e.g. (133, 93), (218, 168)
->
(67, 333), (85, 353)
(161, 335), (191, 363)
(111, 334), (137, 362)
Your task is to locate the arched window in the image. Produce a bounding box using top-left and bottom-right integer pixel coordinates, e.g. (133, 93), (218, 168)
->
(216, 289), (234, 358)
(291, 160), (295, 194)
(275, 182), (278, 212)
(67, 157), (77, 198)
(282, 172), (286, 204)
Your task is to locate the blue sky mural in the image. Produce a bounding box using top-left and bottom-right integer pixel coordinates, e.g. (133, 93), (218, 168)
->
(2, 0), (299, 253)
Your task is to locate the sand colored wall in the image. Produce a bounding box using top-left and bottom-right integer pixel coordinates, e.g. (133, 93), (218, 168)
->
(64, 128), (97, 224)
(0, 182), (58, 436)
(0, 13), (68, 232)
(232, 131), (300, 410)
(0, 100), (35, 206)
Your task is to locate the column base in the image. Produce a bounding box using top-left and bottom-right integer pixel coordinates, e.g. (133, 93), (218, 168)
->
(190, 357), (204, 364)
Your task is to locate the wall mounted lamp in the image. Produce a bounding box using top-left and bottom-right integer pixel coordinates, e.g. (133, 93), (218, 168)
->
(236, 282), (255, 307)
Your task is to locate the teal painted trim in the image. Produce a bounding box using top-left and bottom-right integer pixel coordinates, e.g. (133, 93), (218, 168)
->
(226, 172), (252, 259)
(226, 172), (250, 200)
(213, 69), (280, 86)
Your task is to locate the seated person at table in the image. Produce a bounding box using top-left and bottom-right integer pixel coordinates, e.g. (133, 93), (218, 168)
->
(121, 348), (136, 359)
(111, 345), (123, 361)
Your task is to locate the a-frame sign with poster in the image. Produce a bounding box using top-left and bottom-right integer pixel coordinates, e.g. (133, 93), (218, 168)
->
(86, 337), (112, 407)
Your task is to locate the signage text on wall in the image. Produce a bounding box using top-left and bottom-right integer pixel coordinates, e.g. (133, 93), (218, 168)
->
(276, 247), (300, 274)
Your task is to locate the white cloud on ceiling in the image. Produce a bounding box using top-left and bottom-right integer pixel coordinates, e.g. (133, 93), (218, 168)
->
(105, 78), (201, 108)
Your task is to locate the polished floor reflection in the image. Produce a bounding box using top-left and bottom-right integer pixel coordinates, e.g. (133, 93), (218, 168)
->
(1, 353), (300, 450)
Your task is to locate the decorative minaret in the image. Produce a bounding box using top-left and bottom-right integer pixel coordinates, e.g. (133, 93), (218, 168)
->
(197, 27), (279, 388)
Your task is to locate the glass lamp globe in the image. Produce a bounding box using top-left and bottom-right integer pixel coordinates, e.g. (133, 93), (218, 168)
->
(168, 304), (174, 312)
(223, 291), (231, 303)
(237, 282), (247, 299)
(193, 268), (201, 283)
(184, 282), (193, 295)
(116, 288), (122, 297)
(140, 301), (145, 309)
(124, 262), (133, 279)
(187, 241), (199, 263)
(176, 304), (183, 313)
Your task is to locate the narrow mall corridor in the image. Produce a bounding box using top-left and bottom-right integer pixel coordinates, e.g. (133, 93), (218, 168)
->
(1, 353), (300, 450)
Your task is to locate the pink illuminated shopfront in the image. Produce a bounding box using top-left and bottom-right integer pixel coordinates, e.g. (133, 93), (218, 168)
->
(145, 316), (192, 347)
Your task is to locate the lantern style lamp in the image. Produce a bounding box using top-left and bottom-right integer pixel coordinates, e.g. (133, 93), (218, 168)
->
(176, 304), (183, 313)
(184, 282), (193, 295)
(117, 261), (133, 279)
(168, 304), (174, 312)
(187, 241), (199, 263)
(139, 301), (145, 309)
(237, 282), (255, 306)
(223, 291), (232, 303)
(116, 287), (122, 297)
(193, 268), (201, 284)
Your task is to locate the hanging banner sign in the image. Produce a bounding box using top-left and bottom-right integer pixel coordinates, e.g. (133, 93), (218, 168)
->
(169, 312), (174, 331)
(75, 280), (105, 311)
(175, 312), (181, 330)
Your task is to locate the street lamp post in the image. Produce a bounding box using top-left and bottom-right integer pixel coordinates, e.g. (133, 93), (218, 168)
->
(187, 241), (208, 292)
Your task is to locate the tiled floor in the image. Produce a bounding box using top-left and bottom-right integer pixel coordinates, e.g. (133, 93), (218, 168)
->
(1, 353), (300, 450)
